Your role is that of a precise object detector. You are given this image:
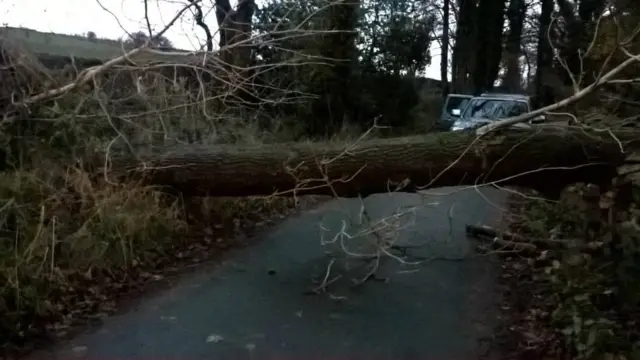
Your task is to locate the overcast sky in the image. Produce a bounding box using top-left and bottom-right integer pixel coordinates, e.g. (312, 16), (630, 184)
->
(1, 0), (442, 79)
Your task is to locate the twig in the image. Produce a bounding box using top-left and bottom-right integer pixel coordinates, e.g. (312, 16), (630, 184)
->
(466, 224), (604, 254)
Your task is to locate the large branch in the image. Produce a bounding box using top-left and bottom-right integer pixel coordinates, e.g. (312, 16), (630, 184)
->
(476, 51), (640, 135)
(103, 127), (640, 198)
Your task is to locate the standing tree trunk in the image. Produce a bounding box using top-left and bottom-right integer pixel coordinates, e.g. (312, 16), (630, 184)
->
(533, 0), (554, 108)
(441, 0), (451, 96)
(472, 0), (507, 93)
(229, 0), (256, 67)
(504, 0), (526, 92)
(451, 0), (477, 92)
(215, 0), (233, 48)
(218, 0), (256, 68)
(555, 0), (606, 87)
(208, 0), (256, 110)
(314, 0), (361, 135)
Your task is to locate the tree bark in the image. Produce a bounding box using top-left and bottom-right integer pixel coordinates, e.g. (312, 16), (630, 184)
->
(440, 0), (450, 96)
(104, 128), (638, 199)
(555, 0), (607, 87)
(504, 0), (526, 92)
(472, 0), (507, 93)
(218, 0), (255, 67)
(214, 0), (233, 48)
(452, 0), (477, 92)
(533, 0), (554, 108)
(314, 0), (361, 134)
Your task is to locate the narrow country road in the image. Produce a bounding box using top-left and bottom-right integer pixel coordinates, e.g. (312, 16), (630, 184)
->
(29, 186), (509, 360)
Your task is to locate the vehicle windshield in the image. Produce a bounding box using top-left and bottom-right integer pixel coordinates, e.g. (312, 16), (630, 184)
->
(461, 98), (528, 120)
(445, 96), (471, 116)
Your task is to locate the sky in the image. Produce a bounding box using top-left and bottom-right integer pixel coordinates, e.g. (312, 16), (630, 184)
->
(0, 0), (442, 79)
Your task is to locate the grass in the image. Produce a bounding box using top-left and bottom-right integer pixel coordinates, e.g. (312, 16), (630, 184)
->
(0, 26), (200, 67)
(0, 163), (180, 348)
(1, 26), (127, 60)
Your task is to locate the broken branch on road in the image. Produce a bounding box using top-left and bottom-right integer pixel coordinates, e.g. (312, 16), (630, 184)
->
(466, 224), (606, 256)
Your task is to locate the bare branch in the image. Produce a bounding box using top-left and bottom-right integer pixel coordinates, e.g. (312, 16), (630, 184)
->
(477, 52), (640, 135)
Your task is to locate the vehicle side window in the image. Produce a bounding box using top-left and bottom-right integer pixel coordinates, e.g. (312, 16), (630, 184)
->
(463, 99), (529, 119)
(446, 97), (469, 115)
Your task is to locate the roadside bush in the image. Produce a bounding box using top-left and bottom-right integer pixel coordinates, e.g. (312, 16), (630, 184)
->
(503, 182), (640, 359)
(0, 163), (185, 347)
(0, 43), (306, 355)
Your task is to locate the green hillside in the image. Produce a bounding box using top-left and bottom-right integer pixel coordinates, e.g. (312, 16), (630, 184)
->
(0, 26), (126, 60)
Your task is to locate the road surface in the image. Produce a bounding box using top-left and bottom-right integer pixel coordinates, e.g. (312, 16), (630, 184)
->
(28, 186), (508, 360)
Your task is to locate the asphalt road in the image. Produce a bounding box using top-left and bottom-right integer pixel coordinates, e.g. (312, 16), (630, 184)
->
(28, 186), (508, 360)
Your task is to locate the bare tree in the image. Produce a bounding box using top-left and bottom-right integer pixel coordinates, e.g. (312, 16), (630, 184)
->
(125, 30), (174, 49)
(86, 31), (97, 42)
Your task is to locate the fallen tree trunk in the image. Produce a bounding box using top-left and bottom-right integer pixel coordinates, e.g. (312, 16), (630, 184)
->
(103, 126), (640, 198)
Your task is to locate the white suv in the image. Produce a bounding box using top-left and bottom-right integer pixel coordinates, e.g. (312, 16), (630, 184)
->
(450, 93), (543, 131)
